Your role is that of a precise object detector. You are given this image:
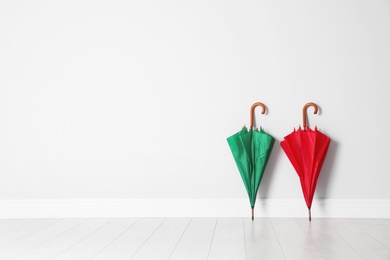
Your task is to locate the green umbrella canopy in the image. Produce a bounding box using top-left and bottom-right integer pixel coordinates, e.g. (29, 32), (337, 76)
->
(227, 102), (275, 220)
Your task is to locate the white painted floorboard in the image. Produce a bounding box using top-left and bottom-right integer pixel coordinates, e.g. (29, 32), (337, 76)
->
(169, 218), (217, 260)
(207, 218), (246, 260)
(349, 219), (390, 250)
(243, 218), (284, 260)
(92, 218), (164, 260)
(130, 218), (190, 260)
(17, 219), (109, 260)
(270, 218), (316, 259)
(0, 219), (59, 248)
(324, 219), (390, 260)
(0, 220), (34, 234)
(55, 219), (139, 260)
(0, 219), (83, 259)
(296, 218), (362, 260)
(0, 218), (388, 260)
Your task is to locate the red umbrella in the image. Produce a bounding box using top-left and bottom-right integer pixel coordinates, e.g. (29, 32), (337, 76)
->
(280, 102), (331, 221)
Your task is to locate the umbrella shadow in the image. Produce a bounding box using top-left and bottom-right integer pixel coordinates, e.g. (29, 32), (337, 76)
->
(315, 138), (338, 200)
(258, 139), (282, 198)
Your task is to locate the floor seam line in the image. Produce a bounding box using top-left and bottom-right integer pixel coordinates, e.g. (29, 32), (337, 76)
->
(347, 219), (390, 250)
(90, 218), (142, 260)
(15, 219), (88, 259)
(52, 219), (113, 259)
(168, 218), (192, 260)
(323, 219), (365, 260)
(128, 218), (167, 260)
(269, 218), (287, 260)
(206, 218), (218, 260)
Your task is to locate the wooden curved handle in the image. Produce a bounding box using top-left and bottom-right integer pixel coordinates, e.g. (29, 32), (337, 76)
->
(302, 102), (318, 130)
(250, 102), (266, 129)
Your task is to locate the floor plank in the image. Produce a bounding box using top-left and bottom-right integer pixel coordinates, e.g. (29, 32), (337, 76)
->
(376, 219), (390, 228)
(17, 219), (110, 260)
(130, 218), (191, 260)
(349, 219), (390, 249)
(92, 218), (164, 260)
(0, 219), (83, 259)
(270, 218), (313, 260)
(324, 218), (390, 260)
(55, 218), (138, 260)
(207, 218), (246, 260)
(0, 219), (33, 234)
(0, 218), (387, 260)
(296, 218), (363, 260)
(169, 218), (217, 260)
(244, 218), (285, 260)
(0, 219), (58, 248)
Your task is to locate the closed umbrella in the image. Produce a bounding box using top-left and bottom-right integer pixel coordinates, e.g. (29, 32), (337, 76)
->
(227, 102), (275, 220)
(280, 102), (331, 220)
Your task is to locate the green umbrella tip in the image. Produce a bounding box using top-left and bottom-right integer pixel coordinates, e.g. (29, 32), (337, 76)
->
(251, 206), (254, 221)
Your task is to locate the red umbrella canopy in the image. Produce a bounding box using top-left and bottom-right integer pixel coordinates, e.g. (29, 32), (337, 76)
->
(280, 103), (331, 220)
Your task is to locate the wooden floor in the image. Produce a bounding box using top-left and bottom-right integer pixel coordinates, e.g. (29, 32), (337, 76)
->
(0, 218), (389, 260)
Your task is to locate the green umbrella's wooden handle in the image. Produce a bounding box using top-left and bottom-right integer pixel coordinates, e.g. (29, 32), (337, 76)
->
(303, 102), (318, 130)
(250, 102), (266, 129)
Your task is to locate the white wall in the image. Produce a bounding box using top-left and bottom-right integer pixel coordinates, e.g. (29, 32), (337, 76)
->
(0, 0), (389, 217)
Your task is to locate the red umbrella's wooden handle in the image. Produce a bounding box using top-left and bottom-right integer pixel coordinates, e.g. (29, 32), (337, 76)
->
(303, 102), (318, 130)
(250, 102), (266, 129)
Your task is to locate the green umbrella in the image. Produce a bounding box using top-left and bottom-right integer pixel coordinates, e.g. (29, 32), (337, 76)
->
(227, 102), (275, 220)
